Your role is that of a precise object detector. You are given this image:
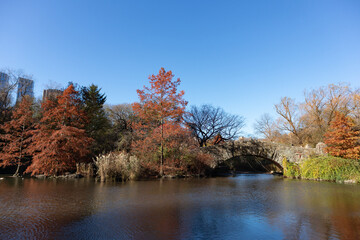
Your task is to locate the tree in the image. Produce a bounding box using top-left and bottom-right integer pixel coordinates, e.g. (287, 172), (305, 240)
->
(253, 113), (279, 141)
(274, 97), (303, 145)
(131, 121), (213, 175)
(350, 89), (360, 127)
(105, 103), (135, 151)
(0, 96), (34, 176)
(132, 68), (187, 175)
(324, 112), (360, 159)
(0, 69), (33, 124)
(324, 83), (352, 127)
(81, 84), (112, 155)
(26, 85), (93, 175)
(184, 104), (245, 147)
(302, 87), (327, 143)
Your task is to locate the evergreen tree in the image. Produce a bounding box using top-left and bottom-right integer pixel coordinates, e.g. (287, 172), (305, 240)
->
(81, 84), (112, 155)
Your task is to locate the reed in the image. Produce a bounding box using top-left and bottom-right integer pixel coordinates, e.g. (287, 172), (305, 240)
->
(94, 152), (142, 182)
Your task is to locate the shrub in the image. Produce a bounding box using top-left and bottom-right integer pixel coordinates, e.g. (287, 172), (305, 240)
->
(182, 151), (214, 176)
(283, 158), (301, 179)
(301, 156), (360, 182)
(283, 156), (360, 183)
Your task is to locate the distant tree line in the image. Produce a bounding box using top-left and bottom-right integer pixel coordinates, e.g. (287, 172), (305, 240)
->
(0, 68), (245, 177)
(254, 83), (360, 159)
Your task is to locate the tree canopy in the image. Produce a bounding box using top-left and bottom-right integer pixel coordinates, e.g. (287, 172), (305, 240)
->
(132, 68), (188, 175)
(0, 96), (34, 176)
(185, 104), (245, 147)
(26, 85), (92, 175)
(324, 112), (360, 160)
(81, 84), (112, 155)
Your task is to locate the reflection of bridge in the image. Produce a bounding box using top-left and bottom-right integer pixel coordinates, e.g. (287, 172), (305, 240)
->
(204, 139), (326, 170)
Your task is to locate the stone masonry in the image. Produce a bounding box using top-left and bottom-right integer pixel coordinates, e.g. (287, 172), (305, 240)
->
(203, 138), (327, 169)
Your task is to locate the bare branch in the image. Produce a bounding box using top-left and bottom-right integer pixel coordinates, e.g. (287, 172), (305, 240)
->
(184, 104), (245, 146)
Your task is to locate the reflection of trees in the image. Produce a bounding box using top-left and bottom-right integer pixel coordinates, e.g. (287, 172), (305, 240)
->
(266, 180), (360, 240)
(0, 178), (98, 239)
(1, 176), (359, 239)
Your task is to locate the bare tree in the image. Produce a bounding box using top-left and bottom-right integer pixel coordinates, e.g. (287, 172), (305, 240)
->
(268, 84), (357, 146)
(184, 104), (245, 147)
(253, 113), (279, 141)
(324, 83), (352, 126)
(105, 103), (136, 151)
(106, 103), (135, 130)
(299, 83), (353, 145)
(350, 88), (360, 127)
(301, 87), (327, 143)
(274, 97), (303, 144)
(0, 69), (33, 123)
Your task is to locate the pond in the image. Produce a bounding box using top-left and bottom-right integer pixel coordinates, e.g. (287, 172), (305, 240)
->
(0, 174), (359, 239)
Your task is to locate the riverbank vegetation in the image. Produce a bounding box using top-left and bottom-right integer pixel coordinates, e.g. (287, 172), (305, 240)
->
(283, 112), (360, 183)
(283, 156), (360, 183)
(254, 83), (360, 147)
(258, 83), (360, 183)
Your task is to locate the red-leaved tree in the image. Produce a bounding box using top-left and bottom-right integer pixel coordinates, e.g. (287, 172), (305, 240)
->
(26, 85), (93, 175)
(132, 68), (188, 175)
(324, 112), (360, 159)
(132, 121), (213, 175)
(0, 96), (34, 176)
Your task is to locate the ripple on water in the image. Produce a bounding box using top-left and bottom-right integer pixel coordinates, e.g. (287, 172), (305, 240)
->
(0, 175), (360, 240)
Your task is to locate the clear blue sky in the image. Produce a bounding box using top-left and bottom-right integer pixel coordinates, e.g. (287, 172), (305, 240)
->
(1, 0), (359, 135)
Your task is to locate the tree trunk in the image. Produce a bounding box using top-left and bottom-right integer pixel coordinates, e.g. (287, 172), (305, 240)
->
(160, 119), (164, 176)
(13, 163), (20, 177)
(13, 125), (25, 177)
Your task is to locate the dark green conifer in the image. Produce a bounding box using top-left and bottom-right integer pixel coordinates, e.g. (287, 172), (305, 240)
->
(81, 84), (113, 155)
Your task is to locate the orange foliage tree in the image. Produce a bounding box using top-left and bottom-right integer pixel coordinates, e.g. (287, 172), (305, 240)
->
(26, 85), (93, 175)
(324, 112), (360, 159)
(132, 68), (188, 175)
(132, 121), (213, 176)
(0, 96), (34, 176)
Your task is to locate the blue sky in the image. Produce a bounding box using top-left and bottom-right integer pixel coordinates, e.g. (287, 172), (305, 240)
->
(1, 0), (359, 135)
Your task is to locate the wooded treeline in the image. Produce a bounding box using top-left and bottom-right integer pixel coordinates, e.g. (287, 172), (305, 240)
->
(255, 83), (360, 159)
(0, 68), (245, 177)
(1, 68), (359, 178)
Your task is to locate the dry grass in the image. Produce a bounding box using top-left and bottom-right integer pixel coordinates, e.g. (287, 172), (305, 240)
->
(94, 152), (142, 182)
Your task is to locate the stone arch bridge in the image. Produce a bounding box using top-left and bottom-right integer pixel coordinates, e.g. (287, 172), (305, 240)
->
(203, 139), (326, 170)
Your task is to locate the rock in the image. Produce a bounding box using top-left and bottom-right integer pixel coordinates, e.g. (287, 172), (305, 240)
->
(75, 173), (83, 178)
(35, 175), (46, 179)
(64, 173), (83, 179)
(163, 175), (177, 179)
(53, 173), (83, 179)
(344, 179), (356, 184)
(271, 171), (283, 176)
(316, 142), (327, 155)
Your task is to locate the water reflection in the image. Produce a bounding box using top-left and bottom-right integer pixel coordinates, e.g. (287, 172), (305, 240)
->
(0, 175), (359, 239)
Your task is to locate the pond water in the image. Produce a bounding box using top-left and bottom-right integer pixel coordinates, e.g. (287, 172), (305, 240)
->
(0, 174), (360, 240)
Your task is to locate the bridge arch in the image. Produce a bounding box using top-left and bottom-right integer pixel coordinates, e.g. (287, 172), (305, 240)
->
(203, 139), (325, 172)
(222, 154), (283, 173)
